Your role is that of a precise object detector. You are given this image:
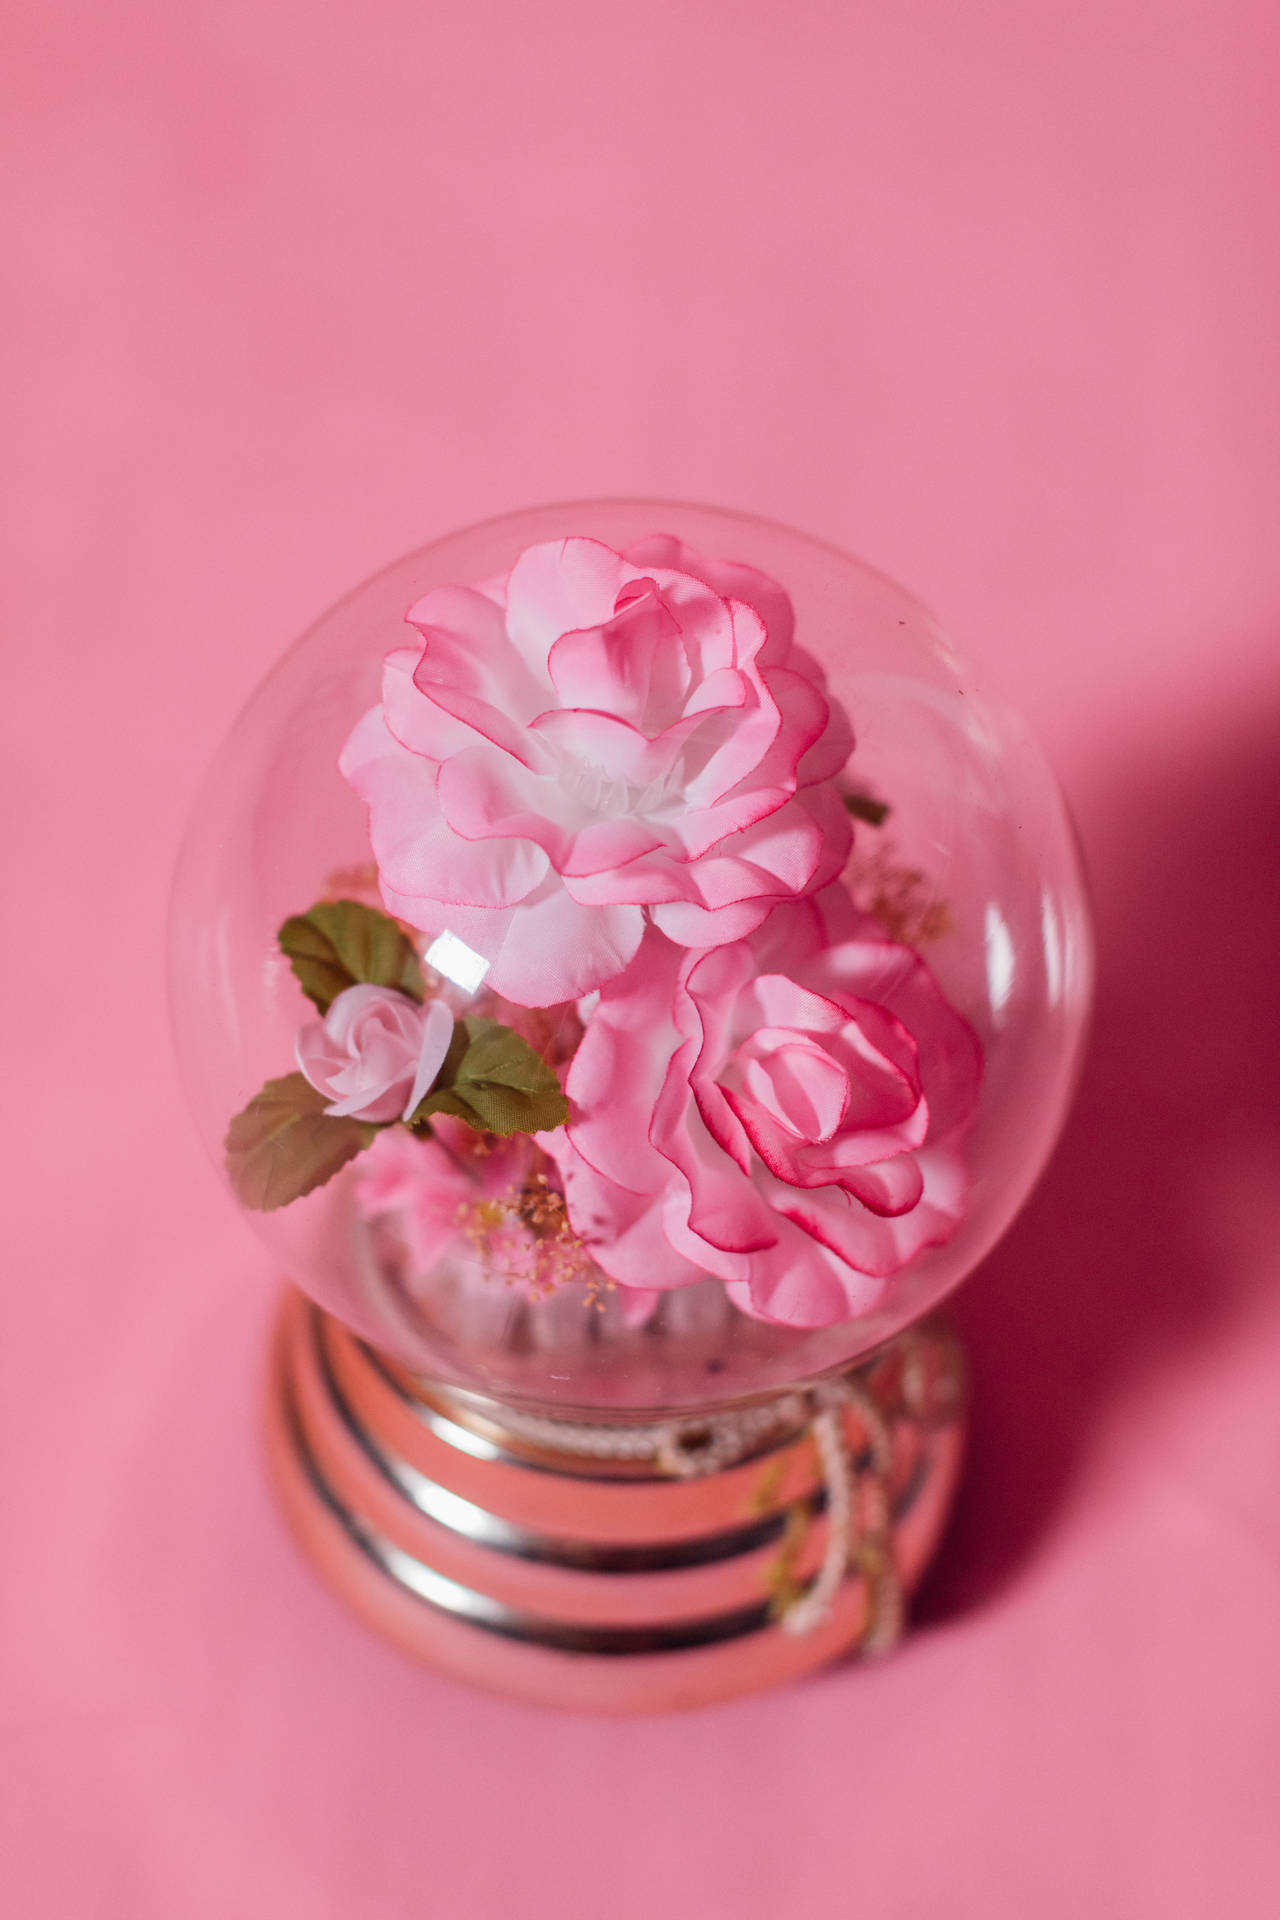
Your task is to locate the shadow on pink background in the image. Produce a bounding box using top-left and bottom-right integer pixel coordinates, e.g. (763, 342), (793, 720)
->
(4, 4), (1280, 1916)
(924, 700), (1280, 1622)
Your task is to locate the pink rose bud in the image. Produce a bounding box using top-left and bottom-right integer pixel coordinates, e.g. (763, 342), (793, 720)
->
(295, 985), (454, 1124)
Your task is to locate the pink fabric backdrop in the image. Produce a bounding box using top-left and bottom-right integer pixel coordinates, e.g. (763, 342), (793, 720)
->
(5, 3), (1280, 1914)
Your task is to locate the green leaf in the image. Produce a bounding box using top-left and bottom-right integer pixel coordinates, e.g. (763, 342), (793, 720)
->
(409, 1016), (568, 1137)
(224, 1072), (378, 1211)
(842, 790), (891, 827)
(277, 899), (424, 1013)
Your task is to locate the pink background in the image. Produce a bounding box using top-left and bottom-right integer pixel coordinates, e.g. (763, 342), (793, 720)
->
(5, 3), (1280, 1915)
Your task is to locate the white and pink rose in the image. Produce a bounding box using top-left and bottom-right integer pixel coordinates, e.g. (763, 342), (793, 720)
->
(339, 536), (852, 1006)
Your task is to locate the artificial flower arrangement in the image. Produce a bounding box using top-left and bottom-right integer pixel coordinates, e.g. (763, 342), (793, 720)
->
(225, 535), (982, 1333)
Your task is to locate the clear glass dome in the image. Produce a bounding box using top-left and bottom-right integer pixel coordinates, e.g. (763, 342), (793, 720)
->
(170, 500), (1093, 1415)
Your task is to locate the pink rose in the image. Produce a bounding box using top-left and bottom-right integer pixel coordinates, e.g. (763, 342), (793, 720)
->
(549, 890), (982, 1328)
(295, 984), (454, 1123)
(339, 536), (852, 1006)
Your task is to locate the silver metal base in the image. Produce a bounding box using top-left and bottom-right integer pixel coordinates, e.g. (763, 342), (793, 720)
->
(266, 1292), (966, 1712)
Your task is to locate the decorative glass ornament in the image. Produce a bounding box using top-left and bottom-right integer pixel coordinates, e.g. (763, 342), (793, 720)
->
(170, 501), (1092, 1709)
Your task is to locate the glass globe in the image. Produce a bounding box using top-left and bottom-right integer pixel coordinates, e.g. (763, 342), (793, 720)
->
(170, 500), (1092, 1416)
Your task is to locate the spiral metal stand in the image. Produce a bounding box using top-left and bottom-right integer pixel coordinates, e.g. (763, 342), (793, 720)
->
(266, 1292), (966, 1713)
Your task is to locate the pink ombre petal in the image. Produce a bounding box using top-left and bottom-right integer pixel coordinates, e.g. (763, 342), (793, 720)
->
(690, 1076), (755, 1178)
(827, 995), (922, 1088)
(378, 653), (478, 763)
(743, 666), (831, 794)
(549, 1135), (702, 1293)
(751, 1008), (925, 1141)
(716, 1083), (820, 1186)
(790, 781), (854, 890)
(740, 896), (828, 974)
(342, 716), (549, 910)
(674, 850), (797, 914)
(735, 975), (850, 1037)
(322, 1083), (405, 1122)
(650, 893), (777, 948)
(783, 1105), (930, 1177)
(405, 580), (509, 645)
(657, 808), (822, 916)
(406, 583), (545, 721)
(616, 556), (740, 679)
(622, 536), (797, 667)
(479, 882), (644, 1006)
(403, 997), (456, 1119)
(833, 1153), (927, 1218)
(562, 858), (693, 908)
(652, 1050), (779, 1256)
(680, 937), (760, 1010)
(679, 681), (780, 808)
(409, 674), (545, 770)
(392, 808), (548, 911)
(906, 1142), (970, 1227)
(739, 1033), (851, 1142)
(436, 744), (580, 868)
(821, 941), (983, 1138)
(768, 1165), (951, 1280)
(566, 936), (683, 1190)
(789, 646), (855, 782)
(667, 784), (789, 864)
(525, 707), (659, 790)
(717, 799), (825, 890)
(728, 1234), (884, 1328)
(558, 815), (667, 879)
(504, 538), (625, 676)
(725, 598), (772, 672)
(593, 1199), (709, 1294)
(659, 1186), (751, 1284)
(678, 663), (751, 721)
(546, 585), (688, 730)
(683, 950), (757, 1178)
(338, 701), (423, 790)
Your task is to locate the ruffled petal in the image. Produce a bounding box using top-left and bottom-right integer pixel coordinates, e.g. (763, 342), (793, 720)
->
(342, 712), (549, 911)
(650, 893), (777, 947)
(652, 1043), (779, 1256)
(545, 583), (688, 733)
(832, 1153), (926, 1217)
(379, 649), (475, 763)
(622, 534), (796, 667)
(406, 583), (546, 722)
(504, 538), (624, 677)
(565, 935), (682, 1193)
(725, 1230), (884, 1326)
(548, 1132), (705, 1293)
(436, 743), (582, 868)
(478, 883), (644, 1006)
(808, 941), (983, 1138)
